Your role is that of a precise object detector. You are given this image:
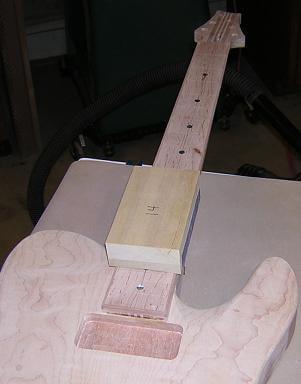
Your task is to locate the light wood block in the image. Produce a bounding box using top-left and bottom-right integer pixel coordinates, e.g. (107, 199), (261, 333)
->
(75, 314), (183, 360)
(0, 230), (298, 383)
(105, 166), (200, 274)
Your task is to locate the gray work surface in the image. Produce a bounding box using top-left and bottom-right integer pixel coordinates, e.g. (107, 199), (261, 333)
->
(34, 159), (301, 383)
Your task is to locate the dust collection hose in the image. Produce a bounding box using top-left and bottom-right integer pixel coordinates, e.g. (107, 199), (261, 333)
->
(27, 61), (301, 224)
(237, 163), (301, 180)
(27, 61), (190, 225)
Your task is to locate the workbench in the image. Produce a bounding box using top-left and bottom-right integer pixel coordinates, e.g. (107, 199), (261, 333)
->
(31, 158), (301, 383)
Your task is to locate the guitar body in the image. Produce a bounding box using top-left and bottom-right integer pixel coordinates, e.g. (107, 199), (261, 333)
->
(0, 230), (297, 383)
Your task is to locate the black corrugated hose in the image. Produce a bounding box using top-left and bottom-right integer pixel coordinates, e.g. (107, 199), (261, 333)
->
(27, 61), (301, 224)
(237, 164), (301, 181)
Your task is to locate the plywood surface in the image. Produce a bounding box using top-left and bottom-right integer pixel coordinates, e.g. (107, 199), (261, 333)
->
(106, 167), (200, 273)
(0, 230), (297, 383)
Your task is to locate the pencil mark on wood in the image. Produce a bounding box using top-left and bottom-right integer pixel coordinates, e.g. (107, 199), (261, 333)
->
(146, 205), (159, 215)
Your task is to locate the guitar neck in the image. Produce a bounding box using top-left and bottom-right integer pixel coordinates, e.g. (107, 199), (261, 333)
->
(155, 11), (244, 170)
(154, 41), (230, 170)
(103, 11), (245, 321)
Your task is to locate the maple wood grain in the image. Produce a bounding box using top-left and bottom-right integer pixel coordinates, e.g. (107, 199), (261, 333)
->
(0, 230), (297, 383)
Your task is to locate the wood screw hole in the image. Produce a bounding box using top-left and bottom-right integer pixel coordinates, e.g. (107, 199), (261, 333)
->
(187, 124), (193, 129)
(179, 150), (185, 154)
(137, 284), (144, 290)
(194, 98), (200, 102)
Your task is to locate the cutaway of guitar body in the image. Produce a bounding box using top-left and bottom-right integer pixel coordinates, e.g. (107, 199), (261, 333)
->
(0, 230), (297, 383)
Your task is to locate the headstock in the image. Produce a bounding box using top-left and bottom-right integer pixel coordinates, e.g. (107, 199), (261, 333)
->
(194, 11), (245, 49)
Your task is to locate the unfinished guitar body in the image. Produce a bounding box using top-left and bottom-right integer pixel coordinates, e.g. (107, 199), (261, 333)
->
(0, 230), (297, 383)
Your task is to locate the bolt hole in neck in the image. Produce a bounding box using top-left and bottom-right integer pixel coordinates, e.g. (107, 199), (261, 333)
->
(136, 284), (144, 290)
(179, 150), (185, 154)
(195, 98), (200, 102)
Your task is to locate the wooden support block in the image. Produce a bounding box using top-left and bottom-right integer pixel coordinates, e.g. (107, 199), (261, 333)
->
(75, 314), (183, 360)
(105, 166), (200, 274)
